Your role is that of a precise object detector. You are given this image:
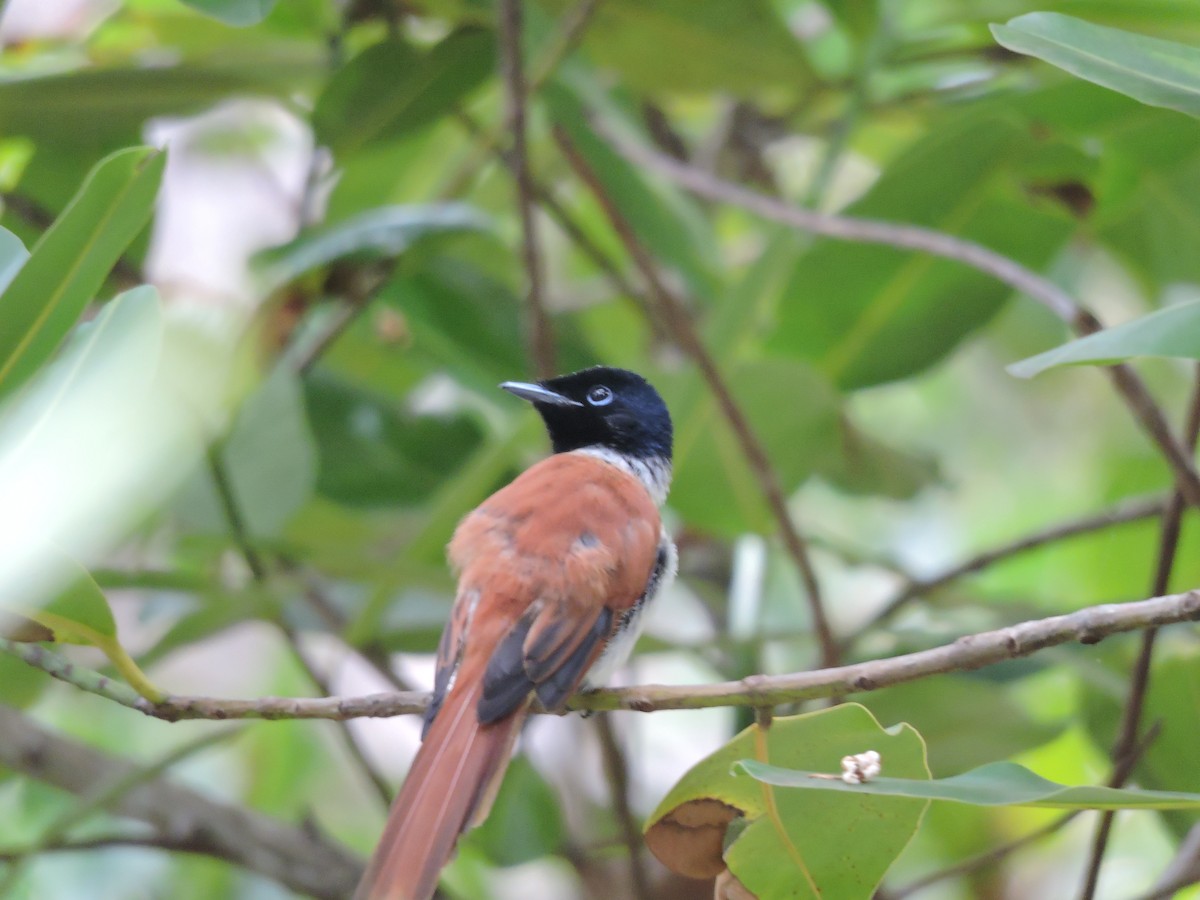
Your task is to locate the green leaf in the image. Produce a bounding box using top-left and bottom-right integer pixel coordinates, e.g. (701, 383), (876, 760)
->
(861, 677), (1063, 776)
(646, 703), (928, 898)
(381, 259), (529, 393)
(467, 756), (566, 866)
(0, 147), (165, 397)
(666, 360), (842, 536)
(20, 560), (163, 702)
(769, 117), (1075, 390)
(544, 81), (719, 303)
(738, 759), (1200, 810)
(541, 0), (813, 93)
(180, 0), (278, 26)
(0, 651), (46, 709)
(1010, 298), (1200, 377)
(314, 29), (496, 158)
(0, 65), (319, 151)
(303, 371), (484, 508)
(256, 203), (492, 290)
(0, 228), (28, 295)
(992, 13), (1200, 118)
(179, 369), (318, 538)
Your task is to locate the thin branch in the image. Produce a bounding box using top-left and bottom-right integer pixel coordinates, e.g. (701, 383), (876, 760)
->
(1078, 365), (1200, 900)
(600, 125), (1200, 509)
(278, 622), (394, 812)
(287, 260), (397, 375)
(846, 492), (1168, 648)
(206, 450), (395, 816)
(593, 714), (652, 900)
(498, 0), (555, 379)
(0, 705), (362, 899)
(455, 110), (648, 309)
(0, 726), (243, 891)
(553, 125), (841, 669)
(8, 590), (1200, 721)
(205, 445), (268, 582)
(1138, 823), (1200, 900)
(441, 0), (599, 199)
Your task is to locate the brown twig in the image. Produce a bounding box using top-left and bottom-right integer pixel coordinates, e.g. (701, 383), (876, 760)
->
(845, 492), (1168, 649)
(455, 110), (647, 309)
(4, 586), (1190, 721)
(498, 0), (555, 379)
(8, 589), (1200, 720)
(552, 125), (840, 669)
(278, 622), (394, 812)
(593, 714), (653, 900)
(599, 125), (1200, 508)
(1078, 365), (1200, 900)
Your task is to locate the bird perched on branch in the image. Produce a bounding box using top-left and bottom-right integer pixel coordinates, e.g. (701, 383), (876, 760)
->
(355, 366), (676, 900)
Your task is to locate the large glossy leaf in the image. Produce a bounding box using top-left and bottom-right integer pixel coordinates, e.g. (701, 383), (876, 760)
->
(0, 229), (28, 295)
(544, 81), (720, 303)
(860, 677), (1062, 776)
(178, 369), (317, 538)
(467, 757), (567, 866)
(303, 371), (484, 508)
(0, 148), (164, 397)
(769, 117), (1076, 390)
(0, 64), (317, 147)
(666, 359), (936, 536)
(646, 704), (928, 897)
(992, 13), (1200, 118)
(739, 759), (1200, 810)
(1010, 297), (1200, 377)
(16, 560), (163, 702)
(314, 29), (495, 158)
(181, 0), (278, 26)
(256, 203), (492, 290)
(539, 0), (813, 93)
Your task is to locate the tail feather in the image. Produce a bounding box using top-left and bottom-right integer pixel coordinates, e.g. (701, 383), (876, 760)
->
(355, 680), (526, 900)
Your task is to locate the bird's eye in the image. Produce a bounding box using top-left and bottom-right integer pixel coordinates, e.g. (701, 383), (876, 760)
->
(586, 386), (614, 406)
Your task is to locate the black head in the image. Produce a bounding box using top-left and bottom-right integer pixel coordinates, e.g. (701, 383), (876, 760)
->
(500, 366), (673, 462)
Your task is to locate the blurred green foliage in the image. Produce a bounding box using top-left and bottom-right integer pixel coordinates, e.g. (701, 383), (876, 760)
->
(1, 0), (1200, 898)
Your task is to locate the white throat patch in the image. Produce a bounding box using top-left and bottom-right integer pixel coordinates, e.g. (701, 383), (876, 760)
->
(575, 446), (672, 506)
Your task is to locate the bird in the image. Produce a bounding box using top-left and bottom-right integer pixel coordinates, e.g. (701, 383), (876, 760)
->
(355, 365), (676, 900)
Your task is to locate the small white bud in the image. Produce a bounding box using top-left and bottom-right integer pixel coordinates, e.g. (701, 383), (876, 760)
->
(840, 750), (882, 784)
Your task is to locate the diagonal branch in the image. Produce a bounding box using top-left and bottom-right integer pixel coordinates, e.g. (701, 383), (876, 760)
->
(600, 125), (1200, 509)
(0, 705), (362, 899)
(552, 125), (841, 670)
(846, 492), (1168, 647)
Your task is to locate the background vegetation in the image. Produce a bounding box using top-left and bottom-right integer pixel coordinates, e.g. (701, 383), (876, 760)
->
(1, 0), (1200, 898)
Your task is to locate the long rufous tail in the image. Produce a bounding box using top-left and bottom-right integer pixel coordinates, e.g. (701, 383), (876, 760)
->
(354, 678), (525, 900)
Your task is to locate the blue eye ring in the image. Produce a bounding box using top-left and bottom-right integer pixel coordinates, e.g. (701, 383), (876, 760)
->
(587, 385), (614, 406)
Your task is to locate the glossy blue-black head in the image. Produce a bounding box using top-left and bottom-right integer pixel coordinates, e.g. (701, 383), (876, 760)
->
(500, 366), (673, 462)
